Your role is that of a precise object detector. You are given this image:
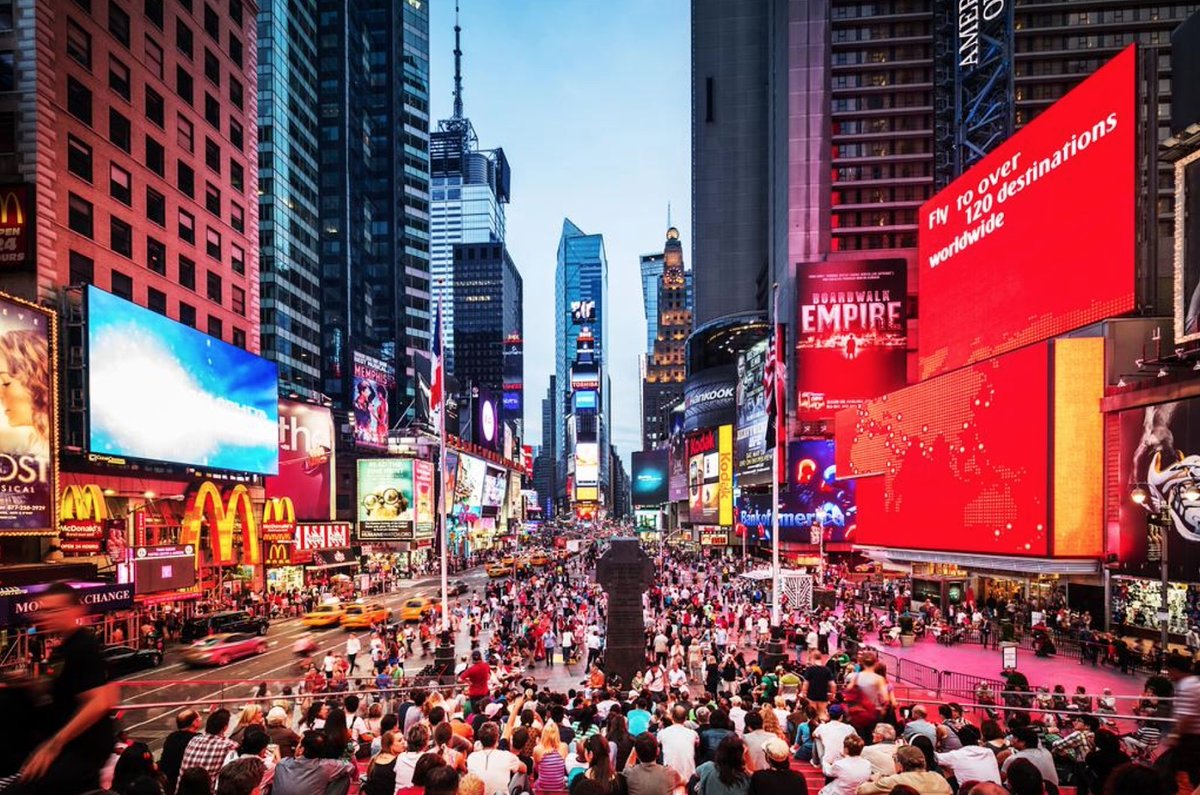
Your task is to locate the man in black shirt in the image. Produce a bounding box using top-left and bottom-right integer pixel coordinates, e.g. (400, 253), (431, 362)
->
(801, 652), (835, 720)
(15, 582), (117, 795)
(748, 737), (807, 795)
(159, 708), (202, 793)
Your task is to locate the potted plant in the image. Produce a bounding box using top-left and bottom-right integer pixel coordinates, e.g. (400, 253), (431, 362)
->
(899, 614), (915, 647)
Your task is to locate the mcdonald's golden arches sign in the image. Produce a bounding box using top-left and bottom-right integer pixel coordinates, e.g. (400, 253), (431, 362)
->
(261, 497), (296, 542)
(0, 185), (30, 267)
(178, 481), (261, 567)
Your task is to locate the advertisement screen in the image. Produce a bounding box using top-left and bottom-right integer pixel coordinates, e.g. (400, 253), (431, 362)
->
(735, 340), (770, 483)
(87, 286), (278, 474)
(352, 351), (394, 449)
(631, 450), (669, 507)
(503, 391), (521, 414)
(571, 300), (596, 324)
(357, 458), (415, 540)
(1117, 399), (1200, 582)
(0, 294), (53, 532)
(687, 430), (719, 524)
(838, 344), (1051, 555)
(737, 442), (857, 545)
(575, 390), (597, 410)
(0, 184), (31, 267)
(454, 454), (486, 512)
(918, 45), (1136, 380)
(1176, 153), (1200, 343)
(132, 545), (197, 594)
(796, 258), (907, 418)
(413, 459), (434, 538)
(482, 467), (507, 508)
(441, 450), (458, 515)
(474, 390), (500, 451)
(575, 442), (599, 486)
(635, 508), (661, 532)
(668, 433), (687, 502)
(266, 399), (333, 521)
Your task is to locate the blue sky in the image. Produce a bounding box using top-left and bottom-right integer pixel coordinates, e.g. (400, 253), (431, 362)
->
(429, 0), (691, 465)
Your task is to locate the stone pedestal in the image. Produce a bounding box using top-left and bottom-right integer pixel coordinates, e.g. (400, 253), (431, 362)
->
(596, 539), (655, 687)
(758, 639), (789, 672)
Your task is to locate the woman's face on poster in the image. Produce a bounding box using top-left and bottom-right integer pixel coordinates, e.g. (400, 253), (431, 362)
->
(0, 350), (33, 428)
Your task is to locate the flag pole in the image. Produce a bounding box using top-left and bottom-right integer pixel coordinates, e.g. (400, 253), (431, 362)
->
(770, 282), (782, 628)
(436, 291), (450, 635)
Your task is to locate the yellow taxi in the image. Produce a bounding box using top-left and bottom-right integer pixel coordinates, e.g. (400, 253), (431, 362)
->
(530, 552), (551, 567)
(340, 602), (390, 630)
(399, 596), (443, 622)
(514, 557), (532, 572)
(486, 563), (512, 578)
(301, 603), (346, 628)
(500, 555), (516, 566)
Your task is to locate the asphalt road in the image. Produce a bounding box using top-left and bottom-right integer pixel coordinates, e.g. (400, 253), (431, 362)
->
(115, 566), (494, 748)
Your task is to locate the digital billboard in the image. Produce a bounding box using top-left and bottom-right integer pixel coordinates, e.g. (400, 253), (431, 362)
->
(571, 300), (596, 324)
(838, 344), (1051, 555)
(631, 450), (669, 507)
(454, 454), (486, 513)
(352, 351), (394, 449)
(0, 184), (32, 267)
(413, 459), (435, 538)
(796, 258), (907, 419)
(574, 390), (597, 411)
(87, 286), (278, 474)
(1175, 150), (1200, 343)
(736, 441), (856, 544)
(918, 45), (1136, 380)
(0, 293), (53, 532)
(575, 442), (599, 486)
(482, 467), (507, 509)
(687, 430), (719, 524)
(474, 390), (501, 451)
(357, 458), (416, 541)
(668, 433), (687, 502)
(718, 424), (733, 525)
(266, 399), (333, 521)
(735, 340), (770, 483)
(442, 450), (458, 514)
(132, 544), (197, 594)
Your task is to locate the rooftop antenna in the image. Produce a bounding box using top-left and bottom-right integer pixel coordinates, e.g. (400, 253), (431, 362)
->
(667, 201), (672, 229)
(452, 0), (464, 120)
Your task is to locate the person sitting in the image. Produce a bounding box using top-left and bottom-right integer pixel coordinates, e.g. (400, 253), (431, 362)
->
(856, 745), (952, 795)
(271, 730), (355, 795)
(819, 735), (870, 795)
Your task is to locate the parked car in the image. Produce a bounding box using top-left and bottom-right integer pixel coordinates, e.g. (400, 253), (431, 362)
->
(340, 602), (390, 630)
(302, 603), (346, 628)
(103, 645), (163, 677)
(400, 597), (442, 622)
(182, 633), (268, 667)
(181, 610), (269, 642)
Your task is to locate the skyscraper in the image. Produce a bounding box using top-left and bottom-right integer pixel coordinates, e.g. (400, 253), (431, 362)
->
(451, 241), (522, 409)
(430, 7), (511, 373)
(258, 0), (322, 394)
(317, 0), (431, 414)
(556, 219), (609, 505)
(533, 376), (558, 516)
(642, 227), (692, 450)
(640, 253), (664, 354)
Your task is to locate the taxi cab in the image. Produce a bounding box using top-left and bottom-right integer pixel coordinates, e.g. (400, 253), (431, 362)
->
(486, 563), (512, 578)
(530, 552), (551, 567)
(500, 555), (515, 566)
(340, 602), (390, 630)
(301, 603), (346, 628)
(400, 596), (443, 622)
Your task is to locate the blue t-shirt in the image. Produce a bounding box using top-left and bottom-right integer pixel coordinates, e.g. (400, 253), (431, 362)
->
(627, 709), (652, 737)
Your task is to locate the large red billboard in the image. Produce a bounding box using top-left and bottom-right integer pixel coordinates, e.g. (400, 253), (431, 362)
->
(796, 258), (908, 419)
(265, 399), (334, 521)
(917, 45), (1136, 380)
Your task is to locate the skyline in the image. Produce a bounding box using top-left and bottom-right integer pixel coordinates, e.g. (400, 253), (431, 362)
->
(428, 0), (691, 463)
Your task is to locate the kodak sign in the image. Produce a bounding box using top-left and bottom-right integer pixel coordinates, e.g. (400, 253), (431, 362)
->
(179, 481), (261, 566)
(0, 185), (30, 267)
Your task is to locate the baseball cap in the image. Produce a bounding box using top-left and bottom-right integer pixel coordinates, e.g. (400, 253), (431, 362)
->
(484, 702), (502, 718)
(762, 737), (790, 763)
(829, 704), (845, 718)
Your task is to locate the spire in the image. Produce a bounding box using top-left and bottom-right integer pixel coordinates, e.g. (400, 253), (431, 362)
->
(452, 0), (464, 120)
(667, 201), (672, 229)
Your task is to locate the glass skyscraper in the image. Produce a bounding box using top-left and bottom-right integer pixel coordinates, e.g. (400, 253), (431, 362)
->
(640, 253), (664, 355)
(257, 0), (322, 394)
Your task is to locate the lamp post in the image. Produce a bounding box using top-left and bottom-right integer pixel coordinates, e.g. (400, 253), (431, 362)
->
(1131, 485), (1175, 654)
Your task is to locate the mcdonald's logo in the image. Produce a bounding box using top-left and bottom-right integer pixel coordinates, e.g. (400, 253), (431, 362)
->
(60, 484), (107, 522)
(261, 497), (296, 542)
(263, 541), (291, 567)
(0, 190), (24, 226)
(178, 482), (261, 567)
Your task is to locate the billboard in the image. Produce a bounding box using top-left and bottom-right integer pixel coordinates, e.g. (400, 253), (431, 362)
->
(735, 340), (770, 483)
(574, 390), (597, 410)
(0, 294), (53, 532)
(668, 433), (687, 502)
(687, 430), (719, 524)
(414, 459), (435, 538)
(357, 458), (416, 541)
(839, 344), (1051, 555)
(570, 300), (596, 324)
(352, 351), (394, 449)
(266, 399), (333, 521)
(635, 508), (661, 532)
(918, 45), (1136, 380)
(575, 442), (599, 486)
(87, 286), (278, 474)
(454, 454), (486, 513)
(684, 366), (736, 433)
(132, 544), (197, 594)
(482, 467), (507, 509)
(631, 450), (669, 507)
(718, 424), (733, 525)
(796, 259), (907, 419)
(442, 450), (458, 514)
(0, 184), (32, 267)
(1175, 150), (1200, 343)
(474, 390), (501, 451)
(737, 441), (857, 544)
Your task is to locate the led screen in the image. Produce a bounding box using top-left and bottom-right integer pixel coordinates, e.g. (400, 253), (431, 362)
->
(132, 545), (197, 594)
(357, 458), (415, 540)
(454, 454), (486, 513)
(575, 390), (597, 410)
(353, 351), (394, 449)
(0, 294), (53, 531)
(266, 399), (333, 521)
(917, 46), (1136, 380)
(413, 459), (434, 539)
(736, 440), (856, 544)
(482, 467), (507, 508)
(687, 430), (719, 524)
(87, 286), (279, 473)
(631, 450), (669, 506)
(838, 344), (1050, 555)
(734, 340), (770, 483)
(575, 442), (599, 486)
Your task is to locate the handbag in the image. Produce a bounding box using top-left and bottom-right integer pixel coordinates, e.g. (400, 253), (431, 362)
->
(844, 673), (880, 730)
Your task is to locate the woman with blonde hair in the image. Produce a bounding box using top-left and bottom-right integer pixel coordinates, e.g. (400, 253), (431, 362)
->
(760, 704), (787, 741)
(0, 328), (50, 457)
(531, 720), (568, 794)
(229, 704), (264, 744)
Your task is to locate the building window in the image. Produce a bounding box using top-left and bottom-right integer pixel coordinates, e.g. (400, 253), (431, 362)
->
(110, 216), (133, 257)
(0, 0), (12, 31)
(204, 182), (220, 216)
(145, 135), (164, 175)
(229, 76), (242, 110)
(67, 77), (92, 125)
(0, 51), (11, 92)
(231, 327), (245, 348)
(205, 227), (221, 260)
(108, 0), (130, 47)
(179, 301), (196, 327)
(207, 315), (222, 339)
(177, 161), (194, 197)
(146, 186), (166, 226)
(144, 0), (163, 28)
(205, 270), (221, 302)
(204, 92), (220, 128)
(66, 19), (91, 69)
(0, 112), (12, 154)
(230, 160), (242, 191)
(178, 255), (195, 290)
(68, 193), (93, 237)
(145, 35), (164, 79)
(176, 18), (192, 59)
(177, 114), (194, 152)
(204, 137), (220, 172)
(204, 48), (220, 86)
(109, 108), (131, 151)
(147, 236), (166, 274)
(147, 287), (167, 314)
(67, 135), (93, 182)
(203, 3), (219, 39)
(108, 55), (131, 100)
(231, 242), (244, 274)
(111, 269), (133, 300)
(228, 35), (242, 68)
(230, 202), (243, 233)
(145, 86), (164, 126)
(176, 65), (193, 104)
(229, 118), (243, 150)
(69, 251), (94, 285)
(231, 284), (245, 316)
(178, 208), (195, 244)
(228, 0), (242, 26)
(109, 163), (131, 204)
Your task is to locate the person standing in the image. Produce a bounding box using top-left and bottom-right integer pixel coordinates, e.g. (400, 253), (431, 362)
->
(346, 634), (361, 675)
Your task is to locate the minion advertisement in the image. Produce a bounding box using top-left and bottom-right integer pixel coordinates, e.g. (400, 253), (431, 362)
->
(357, 458), (416, 541)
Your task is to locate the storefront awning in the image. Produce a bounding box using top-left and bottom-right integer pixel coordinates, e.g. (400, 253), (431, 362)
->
(858, 546), (1100, 577)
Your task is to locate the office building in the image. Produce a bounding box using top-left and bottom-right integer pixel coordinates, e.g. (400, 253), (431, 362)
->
(317, 0), (431, 413)
(642, 227), (692, 450)
(451, 240), (522, 407)
(0, 0), (260, 345)
(640, 252), (663, 354)
(430, 9), (511, 373)
(556, 219), (609, 503)
(257, 0), (322, 393)
(533, 376), (558, 517)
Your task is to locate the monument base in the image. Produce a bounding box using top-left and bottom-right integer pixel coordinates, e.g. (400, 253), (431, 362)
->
(758, 639), (789, 672)
(433, 643), (457, 684)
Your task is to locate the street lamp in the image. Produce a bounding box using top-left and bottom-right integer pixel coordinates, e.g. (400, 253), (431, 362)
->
(1130, 484), (1172, 656)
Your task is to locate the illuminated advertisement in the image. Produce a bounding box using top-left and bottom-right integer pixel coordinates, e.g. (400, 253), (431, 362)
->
(718, 425), (733, 526)
(132, 544), (197, 594)
(735, 340), (770, 483)
(414, 459), (435, 538)
(87, 286), (278, 474)
(356, 458), (415, 541)
(266, 399), (334, 521)
(482, 467), (507, 509)
(571, 300), (596, 324)
(442, 450), (458, 514)
(631, 450), (669, 506)
(668, 433), (688, 502)
(683, 367), (736, 434)
(918, 45), (1136, 380)
(736, 441), (856, 544)
(575, 390), (597, 411)
(454, 454), (486, 513)
(1175, 150), (1200, 343)
(687, 430), (719, 524)
(352, 351), (394, 449)
(0, 184), (31, 267)
(474, 390), (500, 451)
(796, 258), (907, 419)
(575, 442), (600, 486)
(635, 508), (661, 532)
(0, 294), (53, 532)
